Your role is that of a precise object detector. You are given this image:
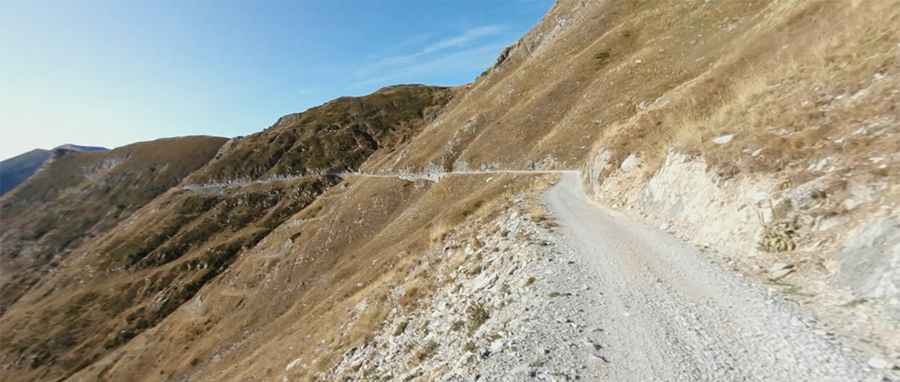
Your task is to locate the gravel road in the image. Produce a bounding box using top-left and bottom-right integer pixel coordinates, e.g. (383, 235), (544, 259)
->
(332, 170), (888, 380)
(545, 172), (881, 382)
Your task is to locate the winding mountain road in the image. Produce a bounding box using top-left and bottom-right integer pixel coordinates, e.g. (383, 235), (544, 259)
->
(339, 169), (877, 380)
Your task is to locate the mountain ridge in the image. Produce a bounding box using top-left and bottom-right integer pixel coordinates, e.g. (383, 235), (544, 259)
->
(0, 144), (108, 196)
(0, 87), (453, 381)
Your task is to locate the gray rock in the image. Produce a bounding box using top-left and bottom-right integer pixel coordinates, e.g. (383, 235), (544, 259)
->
(835, 217), (900, 319)
(712, 134), (735, 145)
(620, 154), (642, 172)
(768, 262), (795, 281)
(867, 357), (890, 369)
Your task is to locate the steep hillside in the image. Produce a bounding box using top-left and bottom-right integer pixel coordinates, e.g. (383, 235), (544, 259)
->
(188, 84), (453, 184)
(0, 85), (452, 381)
(0, 150), (52, 195)
(365, 0), (900, 360)
(1, 1), (898, 381)
(0, 137), (225, 316)
(0, 145), (107, 196)
(66, 173), (554, 381)
(371, 1), (899, 177)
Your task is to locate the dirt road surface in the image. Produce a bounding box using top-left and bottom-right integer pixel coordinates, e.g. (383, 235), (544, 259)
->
(545, 172), (878, 382)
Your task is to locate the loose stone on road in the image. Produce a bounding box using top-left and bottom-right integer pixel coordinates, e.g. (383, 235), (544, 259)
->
(545, 172), (878, 382)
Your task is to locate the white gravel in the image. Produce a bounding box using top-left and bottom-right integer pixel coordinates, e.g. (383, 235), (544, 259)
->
(326, 191), (604, 381)
(546, 172), (886, 382)
(324, 170), (894, 381)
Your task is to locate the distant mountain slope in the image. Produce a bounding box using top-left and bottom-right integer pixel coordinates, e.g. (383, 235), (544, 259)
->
(54, 144), (107, 152)
(0, 149), (51, 195)
(0, 145), (107, 196)
(188, 84), (454, 184)
(0, 137), (226, 317)
(0, 85), (453, 382)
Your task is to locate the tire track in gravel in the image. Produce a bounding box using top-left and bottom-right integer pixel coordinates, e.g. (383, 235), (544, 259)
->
(545, 171), (878, 382)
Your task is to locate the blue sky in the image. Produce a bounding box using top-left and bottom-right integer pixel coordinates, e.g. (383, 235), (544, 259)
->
(0, 0), (552, 160)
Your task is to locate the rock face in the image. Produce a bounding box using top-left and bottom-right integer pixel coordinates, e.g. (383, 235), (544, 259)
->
(0, 145), (107, 196)
(837, 218), (900, 319)
(586, 147), (900, 361)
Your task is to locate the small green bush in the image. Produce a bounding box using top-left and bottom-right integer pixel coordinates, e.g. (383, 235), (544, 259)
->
(467, 303), (490, 334)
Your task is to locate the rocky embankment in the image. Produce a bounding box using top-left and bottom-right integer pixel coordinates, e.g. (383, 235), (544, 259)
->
(327, 192), (606, 381)
(587, 148), (900, 370)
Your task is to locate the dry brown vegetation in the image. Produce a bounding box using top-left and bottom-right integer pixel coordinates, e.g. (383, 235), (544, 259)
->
(189, 85), (453, 184)
(370, 0), (898, 191)
(0, 0), (898, 380)
(0, 136), (227, 315)
(58, 174), (548, 381)
(0, 86), (454, 381)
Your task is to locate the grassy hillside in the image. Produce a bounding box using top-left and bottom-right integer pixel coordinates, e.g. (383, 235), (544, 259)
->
(0, 136), (227, 316)
(0, 145), (107, 196)
(188, 84), (453, 184)
(0, 149), (52, 196)
(0, 1), (897, 380)
(366, 0), (898, 182)
(0, 86), (453, 381)
(66, 173), (550, 381)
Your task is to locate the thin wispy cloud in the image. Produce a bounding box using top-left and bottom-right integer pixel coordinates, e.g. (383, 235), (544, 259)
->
(1, 0), (551, 159)
(421, 25), (505, 54)
(353, 42), (508, 89)
(355, 25), (507, 80)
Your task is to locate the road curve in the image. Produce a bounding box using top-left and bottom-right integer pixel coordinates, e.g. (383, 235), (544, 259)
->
(279, 169), (878, 380)
(544, 172), (876, 382)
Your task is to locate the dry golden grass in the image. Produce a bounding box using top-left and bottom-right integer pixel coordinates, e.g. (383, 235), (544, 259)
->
(3, 1), (899, 381)
(0, 86), (456, 382)
(53, 174), (550, 382)
(189, 85), (452, 184)
(0, 136), (226, 316)
(361, 1), (898, 196)
(663, 1), (899, 180)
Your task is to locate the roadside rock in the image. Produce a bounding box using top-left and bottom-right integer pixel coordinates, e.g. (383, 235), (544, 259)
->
(326, 195), (603, 381)
(868, 357), (891, 369)
(768, 262), (796, 281)
(712, 134), (735, 145)
(835, 217), (900, 319)
(620, 154), (642, 172)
